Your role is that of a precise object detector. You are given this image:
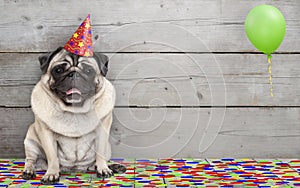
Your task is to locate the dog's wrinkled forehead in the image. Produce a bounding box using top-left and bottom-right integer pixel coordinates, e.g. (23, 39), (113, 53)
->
(39, 47), (109, 77)
(49, 49), (99, 73)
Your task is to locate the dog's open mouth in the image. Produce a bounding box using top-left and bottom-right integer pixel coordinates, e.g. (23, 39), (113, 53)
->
(65, 88), (82, 103)
(66, 88), (82, 95)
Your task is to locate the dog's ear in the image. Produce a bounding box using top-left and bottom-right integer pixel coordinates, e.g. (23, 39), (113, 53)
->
(93, 52), (109, 77)
(39, 47), (64, 74)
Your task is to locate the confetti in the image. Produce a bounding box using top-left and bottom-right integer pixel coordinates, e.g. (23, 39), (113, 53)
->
(0, 159), (300, 186)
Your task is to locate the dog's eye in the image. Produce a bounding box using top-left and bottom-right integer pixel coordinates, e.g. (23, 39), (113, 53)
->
(54, 66), (64, 74)
(84, 68), (94, 74)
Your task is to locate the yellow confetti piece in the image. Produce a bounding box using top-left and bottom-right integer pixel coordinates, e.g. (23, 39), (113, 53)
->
(267, 56), (274, 97)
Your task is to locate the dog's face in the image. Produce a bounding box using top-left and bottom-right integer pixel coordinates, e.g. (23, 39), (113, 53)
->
(39, 47), (109, 106)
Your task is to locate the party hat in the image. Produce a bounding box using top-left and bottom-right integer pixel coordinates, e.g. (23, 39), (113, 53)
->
(64, 14), (93, 57)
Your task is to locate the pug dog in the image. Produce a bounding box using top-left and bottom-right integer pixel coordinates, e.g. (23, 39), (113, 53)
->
(22, 47), (125, 184)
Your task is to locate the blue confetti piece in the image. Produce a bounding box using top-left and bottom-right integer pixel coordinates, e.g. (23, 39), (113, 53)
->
(111, 158), (125, 161)
(173, 159), (186, 162)
(0, 173), (15, 177)
(155, 166), (169, 170)
(265, 175), (278, 178)
(228, 163), (239, 166)
(213, 170), (226, 172)
(160, 170), (173, 173)
(236, 161), (247, 164)
(138, 180), (152, 183)
(212, 160), (222, 163)
(130, 177), (143, 180)
(190, 180), (203, 182)
(235, 172), (246, 174)
(13, 180), (26, 183)
(261, 165), (274, 167)
(52, 185), (67, 188)
(224, 168), (238, 170)
(221, 158), (235, 161)
(243, 166), (256, 168)
(186, 162), (199, 164)
(31, 182), (41, 185)
(203, 167), (213, 170)
(221, 175), (232, 178)
(152, 174), (164, 177)
(181, 166), (192, 169)
(36, 171), (46, 175)
(13, 161), (25, 165)
(262, 172), (274, 174)
(194, 183), (204, 185)
(136, 159), (150, 162)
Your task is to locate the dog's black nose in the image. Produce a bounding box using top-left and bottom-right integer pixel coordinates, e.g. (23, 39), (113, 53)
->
(68, 71), (80, 79)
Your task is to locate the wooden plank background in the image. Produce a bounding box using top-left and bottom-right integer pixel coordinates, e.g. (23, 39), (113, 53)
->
(0, 0), (299, 158)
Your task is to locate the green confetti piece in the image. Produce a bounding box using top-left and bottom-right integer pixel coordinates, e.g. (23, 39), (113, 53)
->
(134, 183), (146, 186)
(20, 184), (32, 188)
(121, 183), (133, 187)
(136, 168), (145, 172)
(283, 173), (298, 176)
(145, 165), (155, 170)
(114, 181), (124, 184)
(3, 179), (12, 184)
(69, 184), (82, 186)
(257, 159), (271, 162)
(81, 173), (91, 178)
(156, 184), (168, 187)
(182, 158), (193, 161)
(172, 172), (182, 177)
(38, 186), (55, 188)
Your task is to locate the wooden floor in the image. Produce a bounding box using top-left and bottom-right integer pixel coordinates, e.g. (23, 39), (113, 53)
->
(1, 158), (300, 187)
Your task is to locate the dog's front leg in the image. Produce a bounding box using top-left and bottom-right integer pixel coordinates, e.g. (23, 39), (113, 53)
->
(35, 119), (60, 184)
(95, 111), (113, 178)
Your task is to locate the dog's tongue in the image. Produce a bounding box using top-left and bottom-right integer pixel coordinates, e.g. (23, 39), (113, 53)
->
(66, 88), (81, 95)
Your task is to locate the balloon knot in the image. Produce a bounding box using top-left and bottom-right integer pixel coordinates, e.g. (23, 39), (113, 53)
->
(267, 54), (272, 59)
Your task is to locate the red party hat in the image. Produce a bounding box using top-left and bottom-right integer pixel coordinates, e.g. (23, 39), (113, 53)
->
(64, 14), (93, 57)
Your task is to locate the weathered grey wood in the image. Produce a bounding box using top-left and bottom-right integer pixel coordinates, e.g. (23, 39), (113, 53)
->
(0, 0), (299, 52)
(0, 108), (33, 157)
(1, 107), (299, 158)
(184, 107), (300, 158)
(110, 107), (300, 158)
(1, 53), (300, 107)
(0, 0), (299, 160)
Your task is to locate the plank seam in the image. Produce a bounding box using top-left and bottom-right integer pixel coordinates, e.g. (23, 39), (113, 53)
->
(2, 106), (300, 109)
(0, 52), (300, 54)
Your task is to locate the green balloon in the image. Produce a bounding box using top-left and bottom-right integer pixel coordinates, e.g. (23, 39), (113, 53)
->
(245, 5), (286, 55)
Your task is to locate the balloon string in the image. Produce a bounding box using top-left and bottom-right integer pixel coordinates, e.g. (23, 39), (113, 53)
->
(267, 56), (274, 97)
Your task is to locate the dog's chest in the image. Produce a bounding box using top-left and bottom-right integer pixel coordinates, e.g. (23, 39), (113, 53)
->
(56, 131), (97, 165)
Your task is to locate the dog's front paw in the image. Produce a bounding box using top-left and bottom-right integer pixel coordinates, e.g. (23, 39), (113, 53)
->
(96, 167), (114, 179)
(109, 163), (127, 174)
(22, 169), (36, 180)
(41, 173), (60, 185)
